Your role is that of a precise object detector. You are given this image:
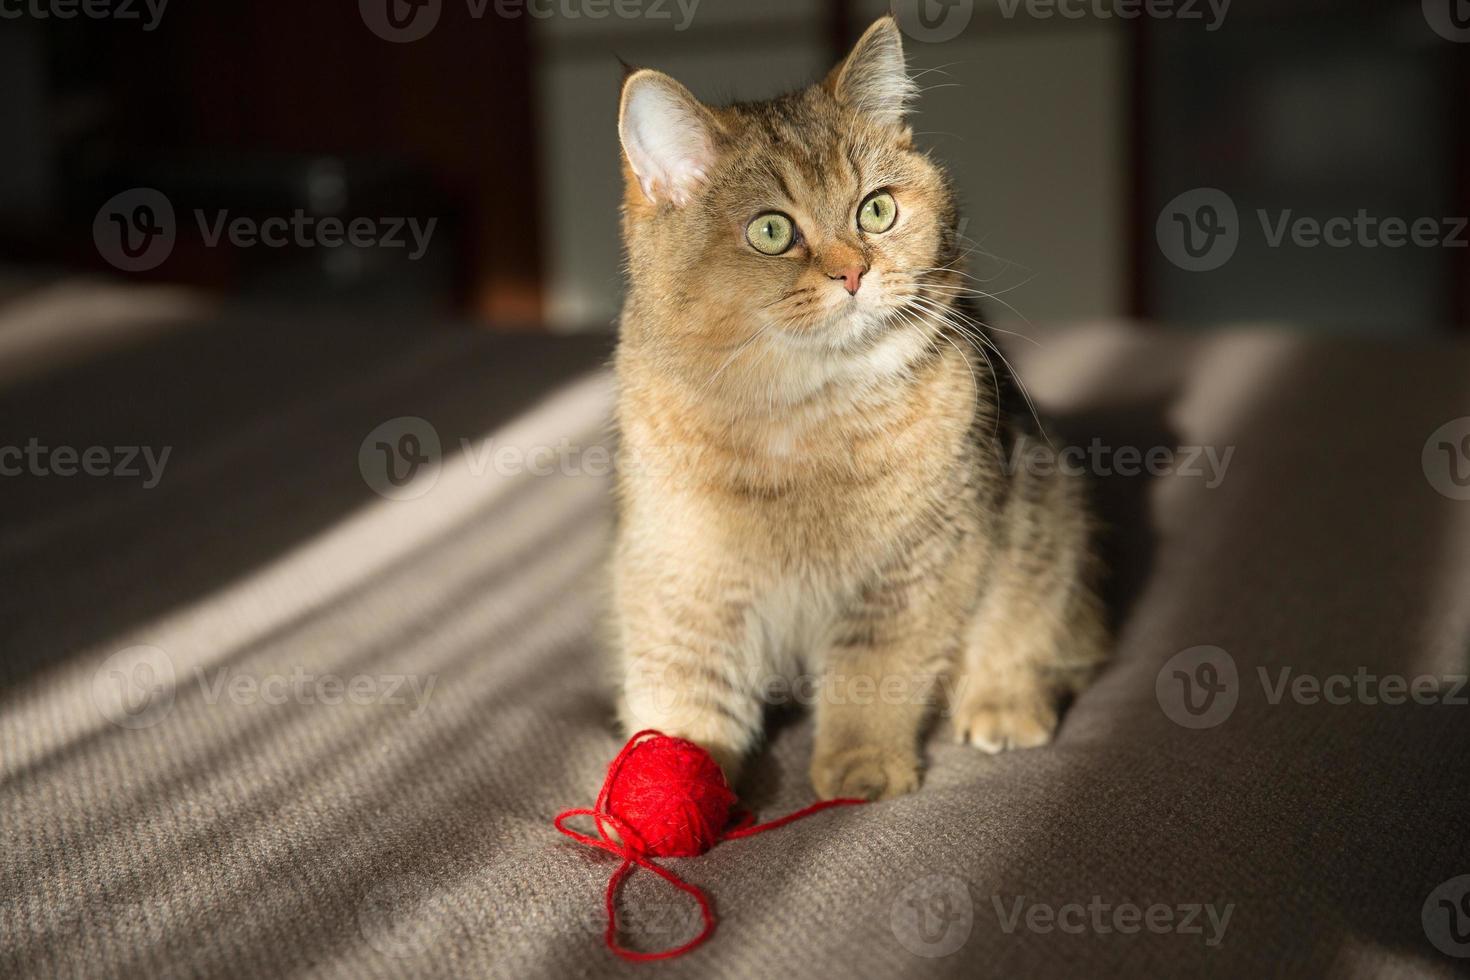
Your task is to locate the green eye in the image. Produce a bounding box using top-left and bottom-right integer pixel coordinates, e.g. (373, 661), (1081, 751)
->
(858, 191), (898, 234)
(746, 212), (795, 255)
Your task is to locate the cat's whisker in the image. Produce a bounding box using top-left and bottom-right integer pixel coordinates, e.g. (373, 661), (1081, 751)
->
(908, 63), (962, 80)
(900, 283), (1043, 348)
(905, 296), (1050, 443)
(913, 269), (1037, 320)
(914, 272), (1038, 301)
(947, 235), (1034, 277)
(909, 263), (1010, 287)
(696, 321), (777, 401)
(900, 301), (1001, 444)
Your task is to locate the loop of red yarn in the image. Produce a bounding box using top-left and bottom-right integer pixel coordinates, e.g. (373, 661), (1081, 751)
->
(553, 730), (864, 961)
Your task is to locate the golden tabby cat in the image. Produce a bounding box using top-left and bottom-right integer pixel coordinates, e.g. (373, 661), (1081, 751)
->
(610, 16), (1108, 800)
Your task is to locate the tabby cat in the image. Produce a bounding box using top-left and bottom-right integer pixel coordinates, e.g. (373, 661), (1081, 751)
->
(610, 16), (1108, 800)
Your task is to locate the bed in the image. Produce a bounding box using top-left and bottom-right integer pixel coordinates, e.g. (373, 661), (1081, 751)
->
(3, 281), (1469, 978)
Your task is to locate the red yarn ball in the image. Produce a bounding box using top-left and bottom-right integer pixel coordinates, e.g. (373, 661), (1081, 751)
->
(603, 733), (736, 858)
(553, 730), (867, 961)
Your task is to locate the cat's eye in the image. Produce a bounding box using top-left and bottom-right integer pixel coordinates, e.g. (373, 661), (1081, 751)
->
(858, 191), (898, 234)
(746, 212), (796, 255)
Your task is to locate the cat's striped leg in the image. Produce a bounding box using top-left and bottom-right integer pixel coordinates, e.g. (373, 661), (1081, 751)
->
(810, 537), (968, 801)
(615, 591), (765, 784)
(952, 467), (1108, 752)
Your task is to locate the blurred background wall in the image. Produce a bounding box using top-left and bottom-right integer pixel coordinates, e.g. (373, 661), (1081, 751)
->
(0, 0), (1465, 334)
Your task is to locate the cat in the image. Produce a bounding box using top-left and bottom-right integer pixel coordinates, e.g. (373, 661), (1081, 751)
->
(609, 15), (1108, 801)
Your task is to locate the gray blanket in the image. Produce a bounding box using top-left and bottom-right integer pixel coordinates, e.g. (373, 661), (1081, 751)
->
(3, 291), (1469, 978)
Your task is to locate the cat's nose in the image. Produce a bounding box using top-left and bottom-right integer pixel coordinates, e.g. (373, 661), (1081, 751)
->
(828, 266), (866, 296)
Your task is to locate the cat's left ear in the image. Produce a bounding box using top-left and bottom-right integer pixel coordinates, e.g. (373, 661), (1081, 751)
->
(826, 16), (917, 129)
(619, 69), (722, 207)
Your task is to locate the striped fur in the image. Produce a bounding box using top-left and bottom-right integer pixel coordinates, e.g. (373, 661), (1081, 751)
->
(611, 17), (1109, 800)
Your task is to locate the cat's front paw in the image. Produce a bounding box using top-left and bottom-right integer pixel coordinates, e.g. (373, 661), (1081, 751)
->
(810, 744), (920, 801)
(953, 690), (1058, 754)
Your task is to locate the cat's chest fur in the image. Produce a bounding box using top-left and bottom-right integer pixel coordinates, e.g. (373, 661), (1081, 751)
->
(619, 343), (983, 577)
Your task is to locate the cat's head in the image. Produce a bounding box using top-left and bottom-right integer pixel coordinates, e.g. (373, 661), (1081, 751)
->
(617, 16), (963, 365)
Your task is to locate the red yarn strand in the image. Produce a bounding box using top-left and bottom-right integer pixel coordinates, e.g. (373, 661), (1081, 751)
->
(722, 797), (866, 840)
(553, 730), (866, 961)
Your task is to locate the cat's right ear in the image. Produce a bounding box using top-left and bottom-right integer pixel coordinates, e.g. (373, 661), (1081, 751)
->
(618, 69), (720, 208)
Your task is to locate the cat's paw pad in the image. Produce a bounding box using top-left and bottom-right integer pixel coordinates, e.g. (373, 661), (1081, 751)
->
(810, 745), (920, 801)
(954, 695), (1057, 754)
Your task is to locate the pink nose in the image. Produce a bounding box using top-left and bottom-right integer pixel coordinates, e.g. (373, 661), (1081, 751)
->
(829, 266), (865, 295)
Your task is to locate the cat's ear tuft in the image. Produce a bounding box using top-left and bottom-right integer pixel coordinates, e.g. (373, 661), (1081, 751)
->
(618, 69), (720, 207)
(826, 16), (917, 128)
